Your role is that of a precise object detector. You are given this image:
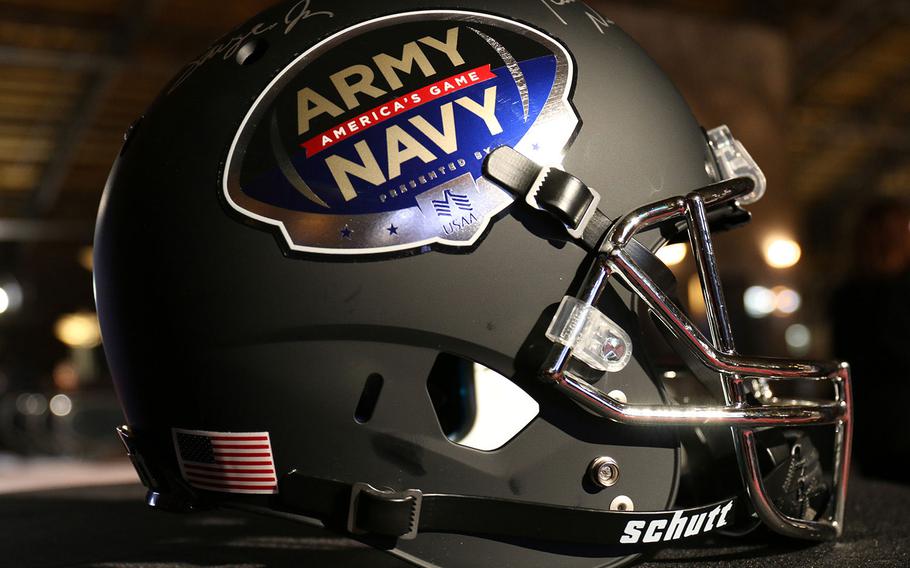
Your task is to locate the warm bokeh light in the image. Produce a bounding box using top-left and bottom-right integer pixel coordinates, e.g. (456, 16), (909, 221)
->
(687, 274), (706, 317)
(78, 246), (94, 272)
(744, 285), (801, 318)
(53, 360), (80, 390)
(763, 237), (802, 269)
(655, 243), (687, 266)
(772, 286), (802, 315)
(54, 312), (102, 349)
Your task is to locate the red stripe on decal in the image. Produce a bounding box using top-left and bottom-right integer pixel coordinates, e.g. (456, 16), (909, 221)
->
(301, 64), (497, 157)
(187, 473), (276, 482)
(184, 464), (275, 474)
(191, 483), (277, 491)
(212, 451), (272, 457)
(212, 460), (273, 466)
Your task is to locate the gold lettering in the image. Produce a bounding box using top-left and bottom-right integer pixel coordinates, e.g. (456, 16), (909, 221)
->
(455, 86), (502, 135)
(325, 140), (386, 201)
(297, 87), (344, 136)
(330, 64), (387, 110)
(418, 28), (465, 67)
(386, 125), (436, 180)
(409, 103), (458, 155)
(373, 42), (437, 90)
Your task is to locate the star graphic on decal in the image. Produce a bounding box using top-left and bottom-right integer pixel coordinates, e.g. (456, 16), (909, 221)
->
(387, 224), (399, 236)
(340, 225), (353, 239)
(532, 143), (541, 151)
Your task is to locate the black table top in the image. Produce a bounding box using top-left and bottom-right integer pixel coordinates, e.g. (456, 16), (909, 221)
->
(5, 475), (909, 567)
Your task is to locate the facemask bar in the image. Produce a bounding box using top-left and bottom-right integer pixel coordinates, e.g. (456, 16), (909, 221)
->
(540, 180), (851, 541)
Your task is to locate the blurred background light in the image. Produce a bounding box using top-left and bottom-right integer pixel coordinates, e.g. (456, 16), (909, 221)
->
(785, 323), (812, 356)
(52, 360), (80, 391)
(16, 393), (47, 416)
(763, 237), (802, 269)
(78, 246), (94, 272)
(744, 285), (802, 318)
(687, 274), (707, 317)
(0, 279), (23, 315)
(54, 312), (102, 349)
(744, 285), (775, 318)
(49, 394), (73, 417)
(656, 243), (687, 266)
(772, 286), (802, 315)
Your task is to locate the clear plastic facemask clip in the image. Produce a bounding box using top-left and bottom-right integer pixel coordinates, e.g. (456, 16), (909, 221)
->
(707, 125), (766, 205)
(545, 296), (633, 373)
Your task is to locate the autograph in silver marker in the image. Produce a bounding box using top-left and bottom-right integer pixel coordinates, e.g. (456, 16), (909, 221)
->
(540, 0), (614, 35)
(167, 0), (334, 94)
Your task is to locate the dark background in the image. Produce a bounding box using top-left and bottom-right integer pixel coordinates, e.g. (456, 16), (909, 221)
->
(0, 0), (908, 562)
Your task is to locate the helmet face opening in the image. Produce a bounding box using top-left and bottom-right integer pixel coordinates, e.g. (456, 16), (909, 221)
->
(96, 2), (851, 567)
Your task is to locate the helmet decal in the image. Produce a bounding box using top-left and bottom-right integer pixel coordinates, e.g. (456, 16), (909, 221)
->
(223, 10), (579, 255)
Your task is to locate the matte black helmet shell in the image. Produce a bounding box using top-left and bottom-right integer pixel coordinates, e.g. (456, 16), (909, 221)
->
(95, 2), (716, 567)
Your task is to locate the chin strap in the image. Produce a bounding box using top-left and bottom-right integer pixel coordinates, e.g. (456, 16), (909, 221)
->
(483, 146), (679, 293)
(273, 433), (827, 549)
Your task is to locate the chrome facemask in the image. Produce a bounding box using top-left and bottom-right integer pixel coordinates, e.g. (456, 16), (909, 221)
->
(537, 126), (851, 541)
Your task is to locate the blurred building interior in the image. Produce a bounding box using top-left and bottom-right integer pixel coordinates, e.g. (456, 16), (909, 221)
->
(0, 0), (907, 481)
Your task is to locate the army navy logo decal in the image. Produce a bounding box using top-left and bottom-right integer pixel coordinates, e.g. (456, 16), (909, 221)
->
(224, 10), (578, 255)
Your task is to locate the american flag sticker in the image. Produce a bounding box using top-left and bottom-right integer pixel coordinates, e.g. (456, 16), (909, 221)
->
(172, 428), (278, 494)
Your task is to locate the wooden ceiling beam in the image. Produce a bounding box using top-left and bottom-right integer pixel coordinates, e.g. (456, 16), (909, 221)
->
(23, 0), (163, 217)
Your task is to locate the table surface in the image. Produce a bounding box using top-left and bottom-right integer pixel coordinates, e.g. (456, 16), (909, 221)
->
(5, 474), (909, 568)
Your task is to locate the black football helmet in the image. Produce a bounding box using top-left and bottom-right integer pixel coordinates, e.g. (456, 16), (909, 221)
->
(95, 1), (852, 567)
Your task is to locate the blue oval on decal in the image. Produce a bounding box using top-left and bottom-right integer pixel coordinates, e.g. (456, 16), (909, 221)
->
(224, 11), (579, 255)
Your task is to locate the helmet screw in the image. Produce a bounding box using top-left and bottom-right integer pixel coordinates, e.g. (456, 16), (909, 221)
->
(610, 495), (634, 511)
(601, 335), (626, 362)
(588, 456), (620, 488)
(607, 389), (627, 403)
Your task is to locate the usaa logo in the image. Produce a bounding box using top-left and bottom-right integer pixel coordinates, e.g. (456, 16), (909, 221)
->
(224, 10), (579, 255)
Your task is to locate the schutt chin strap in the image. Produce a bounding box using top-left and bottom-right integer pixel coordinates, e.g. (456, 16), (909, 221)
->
(275, 434), (828, 549)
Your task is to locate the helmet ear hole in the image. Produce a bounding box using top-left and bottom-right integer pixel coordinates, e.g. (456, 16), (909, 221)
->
(427, 354), (477, 441)
(427, 353), (539, 451)
(354, 373), (384, 424)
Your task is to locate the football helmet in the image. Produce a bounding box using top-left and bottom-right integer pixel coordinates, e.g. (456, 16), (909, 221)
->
(95, 1), (851, 567)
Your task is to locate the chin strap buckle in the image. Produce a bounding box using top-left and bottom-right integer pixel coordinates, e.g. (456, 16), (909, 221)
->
(484, 146), (600, 240)
(347, 483), (423, 540)
(526, 166), (601, 239)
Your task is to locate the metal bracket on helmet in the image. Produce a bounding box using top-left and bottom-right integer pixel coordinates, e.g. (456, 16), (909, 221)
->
(540, 177), (851, 542)
(706, 125), (767, 205)
(545, 296), (633, 373)
(116, 425), (201, 513)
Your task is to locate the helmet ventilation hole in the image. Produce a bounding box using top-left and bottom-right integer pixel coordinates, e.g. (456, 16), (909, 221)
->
(236, 39), (269, 66)
(354, 373), (384, 424)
